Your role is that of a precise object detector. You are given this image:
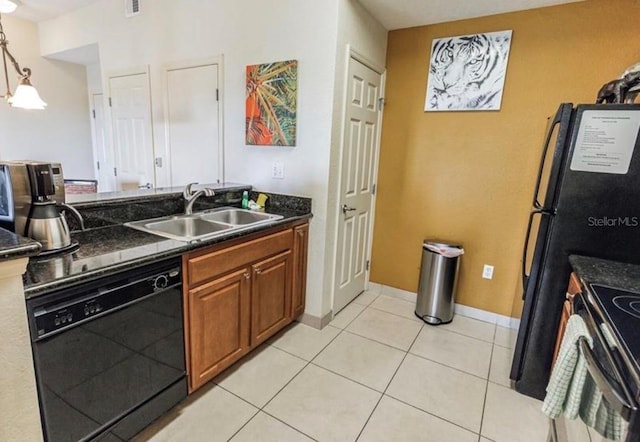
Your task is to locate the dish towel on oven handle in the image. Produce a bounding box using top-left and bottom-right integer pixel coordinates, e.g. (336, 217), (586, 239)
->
(542, 314), (622, 440)
(579, 370), (622, 440)
(543, 314), (592, 419)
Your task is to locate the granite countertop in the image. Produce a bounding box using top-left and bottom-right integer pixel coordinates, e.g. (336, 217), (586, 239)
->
(0, 228), (41, 261)
(24, 207), (311, 298)
(569, 255), (640, 293)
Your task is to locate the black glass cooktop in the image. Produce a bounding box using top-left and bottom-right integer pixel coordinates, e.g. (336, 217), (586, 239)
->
(590, 284), (640, 377)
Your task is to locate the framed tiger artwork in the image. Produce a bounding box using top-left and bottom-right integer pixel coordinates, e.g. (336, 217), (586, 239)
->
(424, 30), (513, 112)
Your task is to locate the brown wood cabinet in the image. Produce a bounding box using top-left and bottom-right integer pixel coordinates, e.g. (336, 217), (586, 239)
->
(251, 250), (292, 346)
(186, 268), (251, 391)
(182, 221), (309, 393)
(291, 223), (309, 319)
(552, 272), (583, 366)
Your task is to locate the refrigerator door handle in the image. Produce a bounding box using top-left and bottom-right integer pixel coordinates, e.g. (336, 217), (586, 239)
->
(522, 209), (549, 294)
(533, 109), (565, 210)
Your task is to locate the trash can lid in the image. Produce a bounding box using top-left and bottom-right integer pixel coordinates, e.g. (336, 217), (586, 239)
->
(423, 239), (462, 249)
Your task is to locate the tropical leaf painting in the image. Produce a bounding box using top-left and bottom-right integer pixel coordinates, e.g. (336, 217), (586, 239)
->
(246, 60), (297, 146)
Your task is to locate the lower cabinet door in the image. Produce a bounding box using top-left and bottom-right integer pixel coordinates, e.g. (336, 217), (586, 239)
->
(251, 250), (293, 346)
(187, 267), (250, 392)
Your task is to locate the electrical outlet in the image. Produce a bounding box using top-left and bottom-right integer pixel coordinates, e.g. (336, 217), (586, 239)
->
(272, 162), (284, 179)
(482, 264), (494, 280)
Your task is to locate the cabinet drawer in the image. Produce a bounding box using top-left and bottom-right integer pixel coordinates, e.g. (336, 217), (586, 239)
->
(187, 229), (293, 287)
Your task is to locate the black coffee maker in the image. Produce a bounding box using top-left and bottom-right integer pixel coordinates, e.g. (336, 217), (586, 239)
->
(25, 163), (82, 253)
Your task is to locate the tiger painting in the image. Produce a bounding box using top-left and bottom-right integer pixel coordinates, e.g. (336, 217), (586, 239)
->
(425, 30), (513, 111)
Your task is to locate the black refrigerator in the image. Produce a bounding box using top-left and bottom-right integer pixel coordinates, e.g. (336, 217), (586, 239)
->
(510, 103), (640, 400)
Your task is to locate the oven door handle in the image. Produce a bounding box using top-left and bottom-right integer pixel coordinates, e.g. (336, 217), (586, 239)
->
(579, 337), (637, 419)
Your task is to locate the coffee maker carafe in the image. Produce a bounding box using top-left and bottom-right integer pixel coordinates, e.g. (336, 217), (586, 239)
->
(25, 163), (81, 253)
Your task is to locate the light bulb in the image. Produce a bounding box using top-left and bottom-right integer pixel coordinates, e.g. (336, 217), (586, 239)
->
(0, 1), (17, 14)
(8, 81), (47, 110)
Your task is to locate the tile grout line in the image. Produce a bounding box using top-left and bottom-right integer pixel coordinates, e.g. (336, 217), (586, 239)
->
(216, 379), (318, 442)
(225, 314), (500, 441)
(342, 327), (417, 353)
(250, 323), (346, 437)
(354, 322), (425, 441)
(407, 347), (493, 382)
(367, 299), (498, 343)
(377, 319), (486, 437)
(477, 341), (497, 441)
(382, 391), (481, 439)
(224, 406), (261, 442)
(329, 303), (493, 437)
(217, 321), (345, 441)
(332, 298), (371, 330)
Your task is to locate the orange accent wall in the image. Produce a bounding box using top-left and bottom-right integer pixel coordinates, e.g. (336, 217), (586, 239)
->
(370, 0), (640, 317)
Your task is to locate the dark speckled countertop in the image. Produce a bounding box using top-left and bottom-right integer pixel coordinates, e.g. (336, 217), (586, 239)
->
(23, 189), (312, 298)
(569, 255), (640, 293)
(0, 228), (41, 261)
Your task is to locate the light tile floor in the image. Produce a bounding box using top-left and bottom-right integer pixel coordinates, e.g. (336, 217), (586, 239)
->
(135, 291), (549, 442)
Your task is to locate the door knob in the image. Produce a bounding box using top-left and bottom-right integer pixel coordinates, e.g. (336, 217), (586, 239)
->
(342, 204), (356, 215)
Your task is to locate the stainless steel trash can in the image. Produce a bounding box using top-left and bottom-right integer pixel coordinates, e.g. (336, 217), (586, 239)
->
(415, 240), (462, 325)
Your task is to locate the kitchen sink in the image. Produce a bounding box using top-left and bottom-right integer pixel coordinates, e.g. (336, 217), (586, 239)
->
(200, 209), (281, 225)
(125, 208), (284, 242)
(144, 217), (232, 240)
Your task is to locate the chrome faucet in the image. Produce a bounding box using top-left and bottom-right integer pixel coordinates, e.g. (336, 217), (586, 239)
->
(183, 183), (216, 215)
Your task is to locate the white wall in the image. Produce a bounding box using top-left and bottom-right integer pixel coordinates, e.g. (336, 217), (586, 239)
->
(38, 0), (387, 321)
(0, 15), (93, 179)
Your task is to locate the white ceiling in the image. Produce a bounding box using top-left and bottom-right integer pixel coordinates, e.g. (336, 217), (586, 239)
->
(8, 0), (585, 26)
(357, 0), (586, 30)
(9, 0), (100, 22)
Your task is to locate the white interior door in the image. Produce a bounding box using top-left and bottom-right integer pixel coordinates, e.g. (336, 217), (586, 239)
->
(334, 58), (383, 313)
(166, 63), (221, 187)
(91, 93), (116, 192)
(109, 72), (155, 190)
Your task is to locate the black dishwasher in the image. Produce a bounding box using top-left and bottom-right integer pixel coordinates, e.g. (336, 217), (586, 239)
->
(27, 258), (187, 442)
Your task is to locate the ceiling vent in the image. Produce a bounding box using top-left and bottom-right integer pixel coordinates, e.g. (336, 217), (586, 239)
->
(124, 0), (140, 18)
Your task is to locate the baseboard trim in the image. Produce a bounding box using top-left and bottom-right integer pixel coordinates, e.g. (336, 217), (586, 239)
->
(366, 281), (383, 294)
(373, 283), (521, 329)
(298, 311), (333, 329)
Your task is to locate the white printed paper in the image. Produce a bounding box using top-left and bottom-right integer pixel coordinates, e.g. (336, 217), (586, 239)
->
(570, 110), (640, 174)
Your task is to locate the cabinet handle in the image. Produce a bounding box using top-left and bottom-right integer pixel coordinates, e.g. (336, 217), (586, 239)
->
(255, 268), (262, 275)
(297, 230), (304, 237)
(244, 272), (250, 279)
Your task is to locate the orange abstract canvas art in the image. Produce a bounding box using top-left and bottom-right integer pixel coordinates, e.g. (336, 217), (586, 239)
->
(246, 60), (297, 146)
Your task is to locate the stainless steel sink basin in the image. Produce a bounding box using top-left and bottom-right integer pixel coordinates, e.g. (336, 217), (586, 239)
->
(125, 208), (284, 242)
(144, 217), (232, 240)
(200, 209), (280, 225)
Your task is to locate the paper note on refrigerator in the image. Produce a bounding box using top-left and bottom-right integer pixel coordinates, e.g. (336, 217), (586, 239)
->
(570, 109), (640, 174)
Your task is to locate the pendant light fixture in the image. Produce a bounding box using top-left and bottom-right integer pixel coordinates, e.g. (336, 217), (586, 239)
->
(0, 10), (47, 110)
(0, 1), (17, 14)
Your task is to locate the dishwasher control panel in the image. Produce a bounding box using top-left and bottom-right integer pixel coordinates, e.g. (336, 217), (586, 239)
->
(30, 264), (181, 338)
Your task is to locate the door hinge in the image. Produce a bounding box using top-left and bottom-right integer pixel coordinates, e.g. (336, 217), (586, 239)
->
(378, 97), (384, 111)
(113, 167), (117, 177)
(96, 161), (100, 171)
(372, 183), (376, 195)
(366, 260), (370, 271)
(216, 89), (219, 101)
(155, 157), (163, 168)
(92, 109), (96, 119)
(108, 97), (112, 107)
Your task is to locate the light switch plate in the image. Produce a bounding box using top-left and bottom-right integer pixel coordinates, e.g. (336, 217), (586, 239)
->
(272, 162), (284, 179)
